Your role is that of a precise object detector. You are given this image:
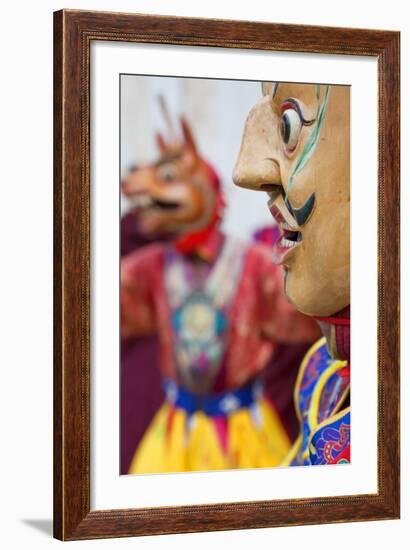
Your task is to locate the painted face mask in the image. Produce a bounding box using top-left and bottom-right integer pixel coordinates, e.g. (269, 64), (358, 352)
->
(233, 82), (350, 317)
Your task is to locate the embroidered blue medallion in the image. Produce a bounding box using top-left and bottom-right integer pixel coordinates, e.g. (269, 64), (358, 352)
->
(172, 292), (227, 382)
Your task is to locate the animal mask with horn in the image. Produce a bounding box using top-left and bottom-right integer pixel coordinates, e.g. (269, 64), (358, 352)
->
(122, 96), (225, 255)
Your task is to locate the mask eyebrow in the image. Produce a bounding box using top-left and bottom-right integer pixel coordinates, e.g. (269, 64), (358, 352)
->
(281, 98), (316, 126)
(154, 151), (182, 167)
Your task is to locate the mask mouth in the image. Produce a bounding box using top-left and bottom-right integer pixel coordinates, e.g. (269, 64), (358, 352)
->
(267, 195), (303, 262)
(267, 193), (300, 232)
(151, 197), (181, 210)
(280, 222), (303, 248)
(128, 189), (186, 213)
(128, 193), (153, 209)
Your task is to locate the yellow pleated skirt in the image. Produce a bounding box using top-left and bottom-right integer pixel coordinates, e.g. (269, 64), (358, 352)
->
(128, 398), (291, 474)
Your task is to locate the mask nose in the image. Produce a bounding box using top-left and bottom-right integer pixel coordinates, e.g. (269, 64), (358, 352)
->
(121, 167), (151, 196)
(121, 177), (142, 196)
(233, 96), (282, 191)
(233, 158), (281, 190)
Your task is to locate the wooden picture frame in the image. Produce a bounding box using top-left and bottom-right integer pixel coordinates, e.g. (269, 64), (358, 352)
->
(54, 9), (400, 541)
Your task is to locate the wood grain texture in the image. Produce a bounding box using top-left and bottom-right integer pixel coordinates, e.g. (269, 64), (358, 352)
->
(53, 9), (400, 541)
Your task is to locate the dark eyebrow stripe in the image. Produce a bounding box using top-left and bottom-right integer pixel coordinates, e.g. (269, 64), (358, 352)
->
(282, 98), (315, 126)
(285, 192), (316, 226)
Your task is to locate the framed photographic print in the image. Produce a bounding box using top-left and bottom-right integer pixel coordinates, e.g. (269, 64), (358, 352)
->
(54, 9), (400, 541)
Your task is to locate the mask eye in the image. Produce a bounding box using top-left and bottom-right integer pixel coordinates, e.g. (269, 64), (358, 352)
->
(158, 163), (177, 182)
(280, 108), (302, 151)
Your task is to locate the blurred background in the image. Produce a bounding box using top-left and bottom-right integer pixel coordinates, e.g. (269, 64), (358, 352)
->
(120, 74), (273, 239)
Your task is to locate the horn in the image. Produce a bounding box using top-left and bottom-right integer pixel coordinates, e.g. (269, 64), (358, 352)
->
(158, 94), (177, 142)
(180, 116), (197, 154)
(155, 132), (167, 154)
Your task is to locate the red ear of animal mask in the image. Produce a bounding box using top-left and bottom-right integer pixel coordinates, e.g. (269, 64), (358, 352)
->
(155, 132), (167, 154)
(180, 117), (198, 156)
(174, 160), (226, 255)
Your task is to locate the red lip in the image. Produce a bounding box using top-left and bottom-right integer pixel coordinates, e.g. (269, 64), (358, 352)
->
(268, 203), (302, 265)
(269, 203), (286, 225)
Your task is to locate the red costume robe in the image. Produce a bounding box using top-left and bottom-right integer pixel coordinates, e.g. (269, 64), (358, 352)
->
(121, 228), (319, 473)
